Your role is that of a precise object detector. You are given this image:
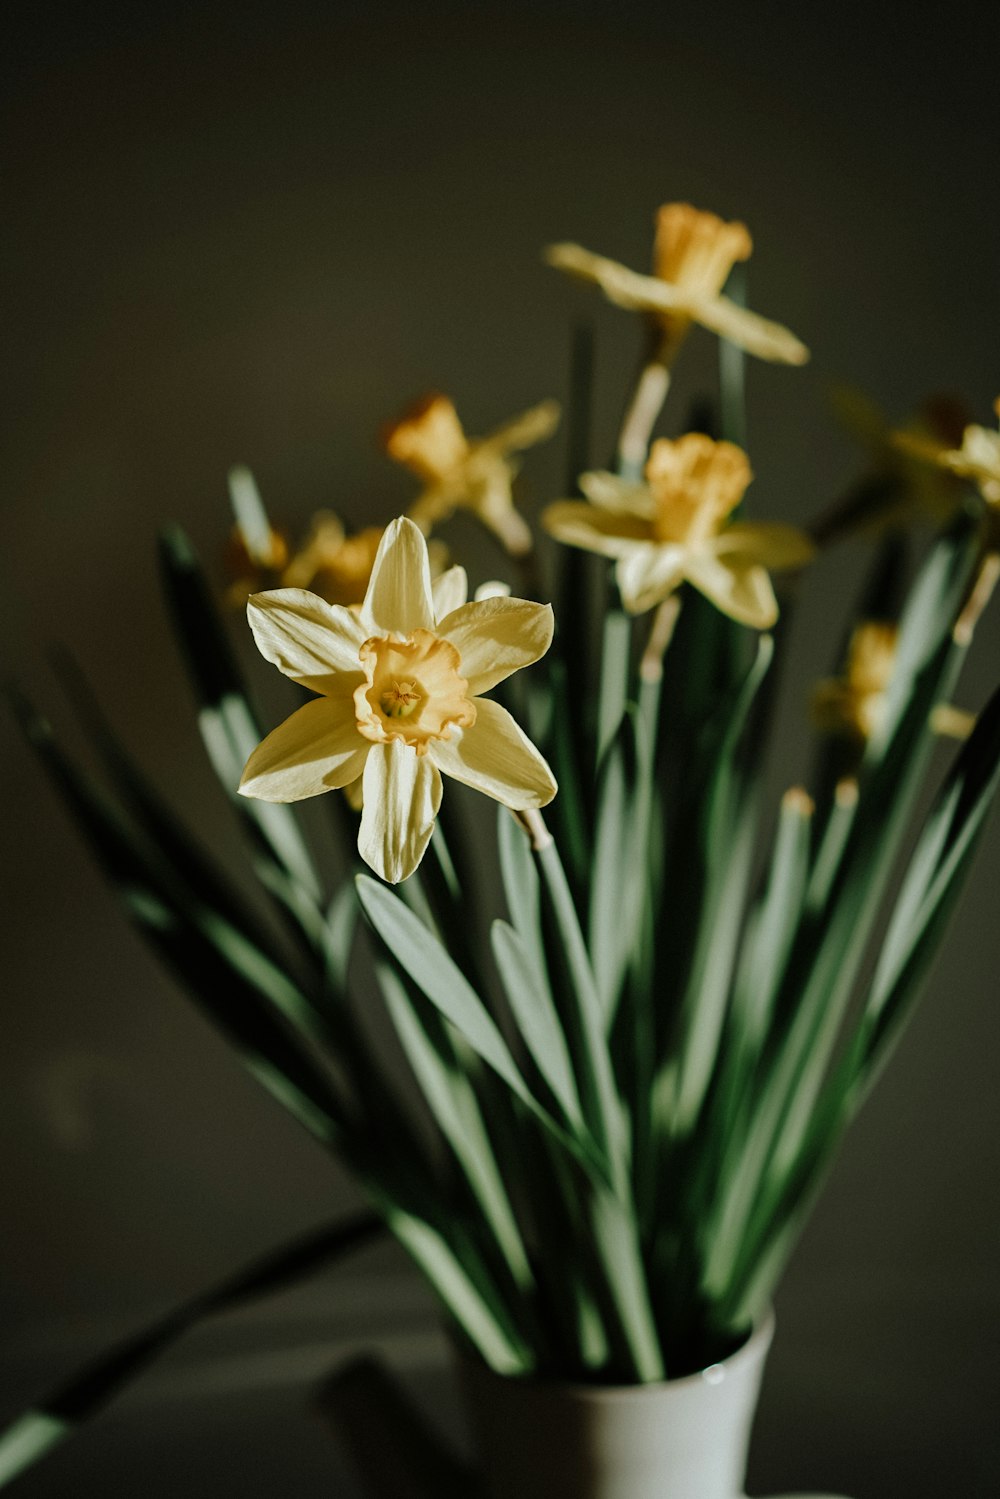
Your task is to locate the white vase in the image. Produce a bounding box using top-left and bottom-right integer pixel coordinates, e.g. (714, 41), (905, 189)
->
(461, 1312), (852, 1499)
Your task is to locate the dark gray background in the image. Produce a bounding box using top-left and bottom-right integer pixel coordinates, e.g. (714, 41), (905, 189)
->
(2, 4), (999, 1495)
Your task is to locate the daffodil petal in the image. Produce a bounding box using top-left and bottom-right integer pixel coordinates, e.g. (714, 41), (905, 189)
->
(544, 243), (687, 314)
(432, 565), (469, 621)
(684, 551), (778, 628)
(615, 545), (686, 614)
(360, 517), (436, 635)
(238, 696), (368, 801)
(685, 292), (809, 365)
(476, 399), (561, 456)
(436, 597), (554, 695)
(247, 589), (368, 693)
(358, 740), (442, 884)
(543, 501), (652, 557)
(714, 522), (816, 571)
(579, 470), (657, 519)
(429, 700), (556, 810)
(472, 474), (534, 555)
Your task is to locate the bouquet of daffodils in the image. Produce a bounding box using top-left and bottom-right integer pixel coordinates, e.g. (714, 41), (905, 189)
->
(8, 202), (1000, 1475)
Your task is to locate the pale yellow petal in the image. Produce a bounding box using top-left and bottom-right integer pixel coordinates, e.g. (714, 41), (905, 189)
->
(543, 501), (652, 558)
(360, 516), (436, 635)
(238, 697), (368, 802)
(714, 522), (816, 571)
(543, 243), (687, 314)
(578, 470), (657, 519)
(615, 545), (686, 614)
(472, 471), (534, 555)
(432, 565), (469, 621)
(476, 399), (561, 457)
(684, 551), (778, 628)
(247, 589), (368, 694)
(437, 597), (554, 695)
(357, 740), (442, 884)
(429, 700), (556, 810)
(684, 292), (809, 365)
(474, 579), (511, 601)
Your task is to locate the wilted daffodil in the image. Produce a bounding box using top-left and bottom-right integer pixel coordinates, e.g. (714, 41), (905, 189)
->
(382, 393), (560, 556)
(239, 517), (557, 883)
(892, 397), (1000, 507)
(543, 434), (815, 625)
(545, 203), (809, 366)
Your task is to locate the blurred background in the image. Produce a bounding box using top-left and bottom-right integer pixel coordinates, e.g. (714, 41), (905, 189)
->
(2, 2), (999, 1494)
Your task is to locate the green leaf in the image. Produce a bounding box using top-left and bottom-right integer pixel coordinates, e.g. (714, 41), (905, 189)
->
(376, 961), (534, 1293)
(10, 690), (347, 1148)
(491, 919), (584, 1130)
(158, 525), (322, 902)
(356, 876), (596, 1174)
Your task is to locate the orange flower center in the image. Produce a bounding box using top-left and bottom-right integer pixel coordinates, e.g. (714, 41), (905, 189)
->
(355, 630), (476, 754)
(645, 435), (752, 548)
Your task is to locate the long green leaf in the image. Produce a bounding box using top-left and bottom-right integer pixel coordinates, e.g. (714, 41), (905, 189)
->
(375, 960), (534, 1294)
(158, 525), (322, 902)
(356, 876), (599, 1176)
(491, 920), (583, 1130)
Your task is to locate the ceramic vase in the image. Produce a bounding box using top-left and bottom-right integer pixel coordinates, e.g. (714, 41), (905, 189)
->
(462, 1311), (851, 1499)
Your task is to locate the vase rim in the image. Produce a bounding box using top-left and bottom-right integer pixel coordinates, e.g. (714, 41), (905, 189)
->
(461, 1306), (775, 1400)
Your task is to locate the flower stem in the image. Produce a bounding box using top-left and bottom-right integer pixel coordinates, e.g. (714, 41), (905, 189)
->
(616, 357), (671, 480)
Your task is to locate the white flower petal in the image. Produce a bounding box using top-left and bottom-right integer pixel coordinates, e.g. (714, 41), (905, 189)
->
(360, 517), (436, 635)
(357, 740), (442, 884)
(474, 579), (511, 601)
(247, 589), (367, 693)
(432, 565), (469, 621)
(684, 551), (778, 628)
(239, 697), (368, 802)
(615, 545), (686, 614)
(436, 597), (554, 695)
(429, 700), (556, 810)
(543, 501), (652, 558)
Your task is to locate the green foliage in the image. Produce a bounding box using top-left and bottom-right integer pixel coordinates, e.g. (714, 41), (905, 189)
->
(9, 243), (1000, 1490)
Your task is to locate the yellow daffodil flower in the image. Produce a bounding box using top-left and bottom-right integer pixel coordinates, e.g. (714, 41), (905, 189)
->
(543, 434), (815, 625)
(810, 387), (970, 544)
(811, 622), (898, 741)
(239, 517), (557, 883)
(279, 512), (386, 606)
(545, 203), (809, 366)
(811, 621), (975, 743)
(892, 397), (1000, 507)
(382, 393), (560, 556)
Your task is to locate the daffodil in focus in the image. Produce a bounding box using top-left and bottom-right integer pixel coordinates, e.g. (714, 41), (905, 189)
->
(382, 393), (560, 556)
(239, 517), (557, 882)
(543, 434), (815, 625)
(545, 203), (809, 367)
(892, 397), (1000, 507)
